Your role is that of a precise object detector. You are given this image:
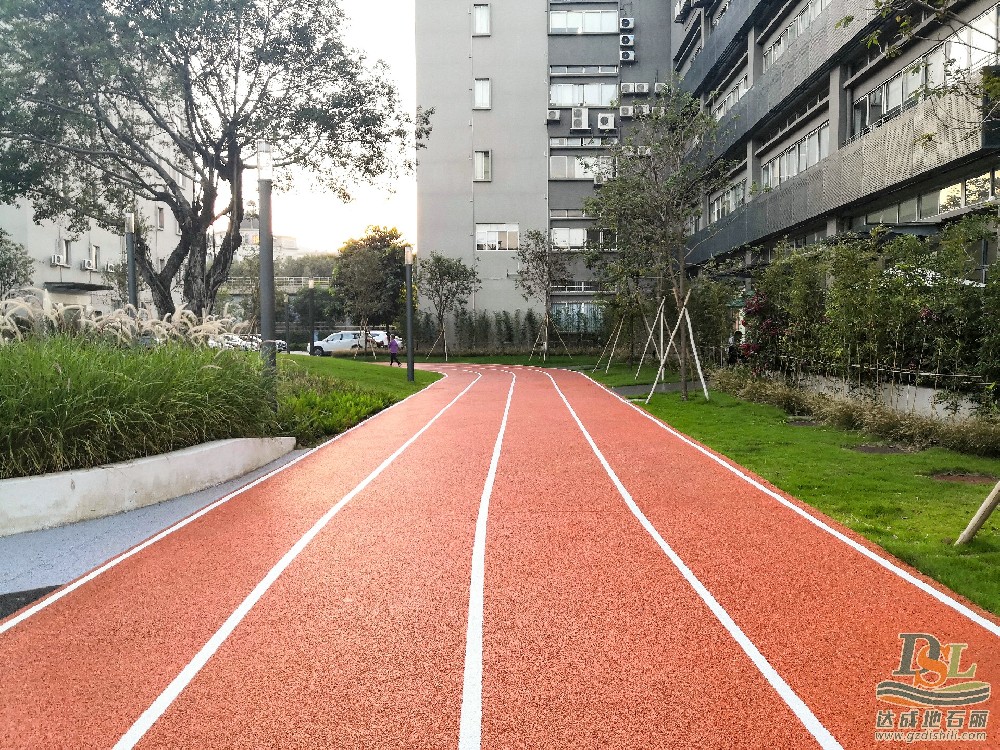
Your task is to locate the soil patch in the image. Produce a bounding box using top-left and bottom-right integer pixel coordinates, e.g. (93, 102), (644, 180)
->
(787, 419), (819, 427)
(851, 445), (909, 454)
(931, 473), (999, 484)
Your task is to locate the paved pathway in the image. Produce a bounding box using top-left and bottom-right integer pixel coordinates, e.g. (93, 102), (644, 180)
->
(1, 365), (998, 749)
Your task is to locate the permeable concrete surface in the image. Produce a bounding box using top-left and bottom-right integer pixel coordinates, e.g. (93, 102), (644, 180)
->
(0, 450), (307, 599)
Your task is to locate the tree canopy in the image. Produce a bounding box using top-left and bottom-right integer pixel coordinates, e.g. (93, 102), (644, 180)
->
(0, 0), (428, 316)
(333, 226), (407, 328)
(415, 251), (480, 357)
(0, 230), (33, 299)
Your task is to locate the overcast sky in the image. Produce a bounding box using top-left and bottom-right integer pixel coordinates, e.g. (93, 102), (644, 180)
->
(268, 1), (417, 254)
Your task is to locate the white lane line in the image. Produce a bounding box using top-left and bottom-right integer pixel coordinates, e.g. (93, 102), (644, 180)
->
(112, 372), (482, 750)
(572, 371), (1000, 638)
(544, 372), (843, 750)
(458, 370), (516, 750)
(0, 371), (453, 636)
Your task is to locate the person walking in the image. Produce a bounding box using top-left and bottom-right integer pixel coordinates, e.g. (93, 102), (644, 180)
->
(388, 335), (402, 367)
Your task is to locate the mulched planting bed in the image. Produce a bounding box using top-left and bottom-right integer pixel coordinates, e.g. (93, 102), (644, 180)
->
(930, 473), (999, 484)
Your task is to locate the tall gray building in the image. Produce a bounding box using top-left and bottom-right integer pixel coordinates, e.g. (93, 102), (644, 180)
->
(415, 1), (674, 317)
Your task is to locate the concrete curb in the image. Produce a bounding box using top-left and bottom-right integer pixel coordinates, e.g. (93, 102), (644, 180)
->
(0, 437), (297, 537)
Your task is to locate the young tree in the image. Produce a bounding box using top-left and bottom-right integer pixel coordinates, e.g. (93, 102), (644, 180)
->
(0, 230), (33, 299)
(515, 229), (571, 360)
(414, 252), (480, 360)
(0, 0), (429, 317)
(584, 82), (733, 398)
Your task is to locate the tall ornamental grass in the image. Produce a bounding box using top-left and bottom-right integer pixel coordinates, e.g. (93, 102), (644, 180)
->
(1, 337), (276, 480)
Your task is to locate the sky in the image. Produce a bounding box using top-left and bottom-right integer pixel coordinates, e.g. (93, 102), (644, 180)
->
(267, 1), (417, 254)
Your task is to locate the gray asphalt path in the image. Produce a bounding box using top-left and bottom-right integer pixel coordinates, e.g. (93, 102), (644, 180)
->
(0, 450), (307, 597)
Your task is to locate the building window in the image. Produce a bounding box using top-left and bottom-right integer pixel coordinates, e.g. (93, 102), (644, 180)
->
(549, 65), (618, 76)
(709, 180), (746, 223)
(550, 136), (617, 148)
(762, 0), (832, 73)
(474, 78), (491, 109)
(549, 155), (611, 180)
(92, 245), (101, 267)
(473, 4), (490, 35)
(474, 150), (492, 181)
(63, 239), (72, 264)
(551, 227), (613, 250)
(475, 223), (519, 251)
(711, 75), (748, 120)
(761, 121), (830, 187)
(156, 206), (166, 230)
(549, 83), (617, 107)
(549, 10), (618, 34)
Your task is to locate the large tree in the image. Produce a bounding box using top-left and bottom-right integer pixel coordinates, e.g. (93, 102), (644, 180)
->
(0, 0), (428, 316)
(584, 83), (733, 397)
(332, 226), (407, 344)
(0, 230), (33, 299)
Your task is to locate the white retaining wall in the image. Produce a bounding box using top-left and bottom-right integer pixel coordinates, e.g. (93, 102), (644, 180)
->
(0, 437), (296, 537)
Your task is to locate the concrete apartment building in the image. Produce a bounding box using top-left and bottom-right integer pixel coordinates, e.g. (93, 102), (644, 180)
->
(416, 0), (1000, 317)
(415, 1), (674, 318)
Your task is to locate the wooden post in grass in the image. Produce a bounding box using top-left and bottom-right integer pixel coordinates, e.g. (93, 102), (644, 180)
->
(955, 480), (1000, 545)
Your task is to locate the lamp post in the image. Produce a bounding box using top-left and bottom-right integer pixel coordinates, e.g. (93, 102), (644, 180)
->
(124, 212), (137, 309)
(404, 245), (417, 382)
(257, 139), (276, 374)
(308, 278), (316, 353)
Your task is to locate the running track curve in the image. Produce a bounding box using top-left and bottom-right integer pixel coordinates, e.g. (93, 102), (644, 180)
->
(1, 365), (997, 749)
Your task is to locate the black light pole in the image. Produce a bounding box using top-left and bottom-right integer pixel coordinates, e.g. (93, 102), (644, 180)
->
(124, 212), (138, 309)
(257, 139), (276, 374)
(404, 245), (416, 382)
(284, 292), (291, 349)
(308, 278), (316, 353)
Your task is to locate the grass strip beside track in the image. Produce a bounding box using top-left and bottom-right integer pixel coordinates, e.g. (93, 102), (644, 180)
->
(605, 388), (1000, 616)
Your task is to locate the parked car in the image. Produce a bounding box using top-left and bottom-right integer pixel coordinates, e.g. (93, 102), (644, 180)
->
(311, 330), (363, 356)
(368, 330), (389, 348)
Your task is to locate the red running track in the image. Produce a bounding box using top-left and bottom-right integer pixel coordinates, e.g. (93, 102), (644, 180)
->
(1, 365), (997, 749)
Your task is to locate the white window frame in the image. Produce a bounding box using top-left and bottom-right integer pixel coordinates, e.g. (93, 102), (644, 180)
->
(156, 206), (166, 230)
(549, 10), (618, 34)
(473, 4), (490, 35)
(474, 150), (492, 181)
(474, 78), (491, 109)
(475, 223), (519, 252)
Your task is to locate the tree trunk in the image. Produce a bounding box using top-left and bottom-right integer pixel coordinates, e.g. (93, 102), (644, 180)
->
(677, 249), (689, 401)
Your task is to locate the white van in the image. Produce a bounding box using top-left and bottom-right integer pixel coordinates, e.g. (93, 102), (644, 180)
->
(311, 331), (363, 356)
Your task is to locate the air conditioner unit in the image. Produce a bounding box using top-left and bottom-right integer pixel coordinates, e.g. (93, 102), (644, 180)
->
(620, 17), (635, 30)
(620, 50), (637, 63)
(105, 262), (118, 272)
(634, 83), (651, 95)
(619, 106), (635, 118)
(650, 107), (666, 116)
(620, 34), (635, 47)
(594, 174), (607, 186)
(570, 107), (590, 130)
(81, 259), (96, 271)
(638, 146), (653, 156)
(597, 113), (616, 131)
(50, 254), (65, 267)
(633, 104), (651, 116)
(546, 109), (561, 123)
(654, 82), (668, 95)
(620, 82), (636, 95)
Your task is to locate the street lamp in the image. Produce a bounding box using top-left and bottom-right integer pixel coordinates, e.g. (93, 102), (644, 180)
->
(404, 245), (417, 382)
(308, 278), (316, 352)
(124, 212), (137, 309)
(257, 139), (276, 374)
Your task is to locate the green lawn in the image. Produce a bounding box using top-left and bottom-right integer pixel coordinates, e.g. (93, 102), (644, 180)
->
(624, 389), (1000, 615)
(279, 353), (442, 398)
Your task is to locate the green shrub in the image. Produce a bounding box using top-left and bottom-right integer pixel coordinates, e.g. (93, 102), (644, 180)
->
(276, 368), (393, 446)
(1, 337), (276, 479)
(710, 369), (1000, 458)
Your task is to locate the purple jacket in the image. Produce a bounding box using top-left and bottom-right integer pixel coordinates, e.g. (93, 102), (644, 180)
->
(388, 338), (400, 354)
